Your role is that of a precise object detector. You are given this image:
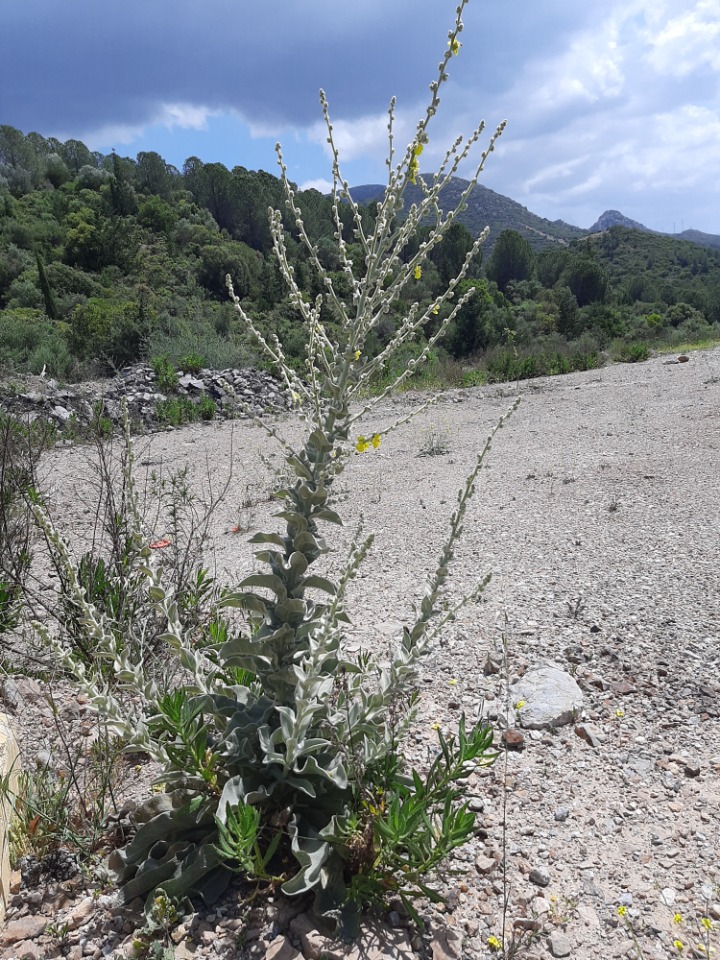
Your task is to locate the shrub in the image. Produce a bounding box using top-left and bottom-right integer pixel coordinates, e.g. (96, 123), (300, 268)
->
(611, 340), (650, 363)
(178, 352), (205, 374)
(31, 1), (512, 940)
(151, 355), (178, 392)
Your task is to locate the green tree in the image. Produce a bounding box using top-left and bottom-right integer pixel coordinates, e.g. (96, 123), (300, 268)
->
(136, 151), (176, 197)
(485, 229), (534, 293)
(67, 297), (152, 369)
(561, 254), (608, 307)
(430, 221), (475, 285)
(35, 254), (58, 319)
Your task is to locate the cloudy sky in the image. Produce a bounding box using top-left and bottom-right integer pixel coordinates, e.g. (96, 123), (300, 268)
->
(2, 0), (719, 234)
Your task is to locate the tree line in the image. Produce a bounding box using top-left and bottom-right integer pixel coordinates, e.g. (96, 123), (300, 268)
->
(1, 124), (719, 383)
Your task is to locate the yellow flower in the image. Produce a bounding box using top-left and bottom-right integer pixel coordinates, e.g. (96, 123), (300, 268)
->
(409, 157), (419, 184)
(414, 265), (422, 280)
(432, 305), (439, 315)
(615, 708), (625, 718)
(354, 350), (361, 361)
(617, 906), (627, 917)
(449, 678), (458, 686)
(674, 914), (684, 924)
(701, 918), (713, 931)
(487, 935), (502, 952)
(355, 436), (370, 453)
(431, 722), (440, 731)
(674, 941), (684, 951)
(413, 142), (424, 157)
(371, 433), (381, 449)
(450, 37), (461, 56)
(514, 699), (525, 709)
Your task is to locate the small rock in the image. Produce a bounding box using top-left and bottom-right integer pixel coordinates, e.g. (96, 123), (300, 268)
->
(548, 930), (572, 957)
(574, 724), (602, 748)
(431, 926), (463, 960)
(10, 942), (44, 960)
(529, 867), (550, 888)
(502, 728), (525, 751)
(683, 760), (701, 778)
(63, 897), (96, 931)
(577, 903), (600, 927)
(660, 888), (676, 906)
(289, 914), (339, 960)
(475, 855), (497, 875)
(483, 655), (501, 676)
(0, 916), (47, 945)
(265, 938), (303, 960)
(554, 807), (570, 822)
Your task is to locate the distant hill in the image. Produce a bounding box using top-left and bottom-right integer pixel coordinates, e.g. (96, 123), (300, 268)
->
(677, 229), (720, 251)
(349, 179), (720, 254)
(348, 178), (585, 252)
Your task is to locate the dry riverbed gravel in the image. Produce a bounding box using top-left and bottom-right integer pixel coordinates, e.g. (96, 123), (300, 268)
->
(1, 348), (719, 959)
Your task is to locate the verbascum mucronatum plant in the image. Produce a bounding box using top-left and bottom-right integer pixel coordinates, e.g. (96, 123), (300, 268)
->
(32, 0), (517, 939)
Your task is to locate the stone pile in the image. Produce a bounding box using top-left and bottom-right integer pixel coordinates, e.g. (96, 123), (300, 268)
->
(0, 364), (292, 434)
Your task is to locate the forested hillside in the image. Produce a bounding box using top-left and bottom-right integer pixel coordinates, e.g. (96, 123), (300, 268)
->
(1, 124), (719, 385)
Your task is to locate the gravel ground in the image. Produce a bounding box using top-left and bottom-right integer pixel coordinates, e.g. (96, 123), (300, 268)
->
(1, 348), (719, 959)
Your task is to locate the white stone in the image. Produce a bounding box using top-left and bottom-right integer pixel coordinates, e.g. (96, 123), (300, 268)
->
(510, 663), (584, 730)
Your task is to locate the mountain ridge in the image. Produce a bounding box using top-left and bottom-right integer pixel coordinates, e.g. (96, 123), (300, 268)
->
(348, 179), (720, 253)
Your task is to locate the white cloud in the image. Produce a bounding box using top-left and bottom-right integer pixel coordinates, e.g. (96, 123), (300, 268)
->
(156, 103), (217, 131)
(298, 178), (333, 193)
(73, 102), (217, 150)
(307, 111), (395, 163)
(644, 0), (720, 75)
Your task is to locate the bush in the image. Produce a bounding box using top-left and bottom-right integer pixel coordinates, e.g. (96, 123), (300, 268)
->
(151, 355), (178, 392)
(611, 340), (650, 363)
(178, 351), (205, 374)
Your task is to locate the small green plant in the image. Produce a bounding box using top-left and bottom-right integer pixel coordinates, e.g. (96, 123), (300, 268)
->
(91, 400), (114, 439)
(197, 396), (216, 421)
(461, 368), (487, 388)
(129, 891), (180, 959)
(178, 352), (205, 374)
(417, 420), (451, 457)
(156, 396), (198, 426)
(151, 356), (179, 393)
(5, 720), (125, 865)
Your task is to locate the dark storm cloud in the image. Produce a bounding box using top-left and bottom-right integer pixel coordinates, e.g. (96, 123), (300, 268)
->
(0, 0), (584, 137)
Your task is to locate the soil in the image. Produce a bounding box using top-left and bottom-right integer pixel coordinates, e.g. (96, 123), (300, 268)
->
(1, 347), (719, 959)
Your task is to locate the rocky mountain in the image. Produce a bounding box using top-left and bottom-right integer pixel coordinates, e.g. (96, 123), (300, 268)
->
(349, 179), (720, 253)
(587, 210), (651, 233)
(348, 179), (585, 252)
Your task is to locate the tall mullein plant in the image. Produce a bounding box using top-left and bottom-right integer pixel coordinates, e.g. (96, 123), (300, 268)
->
(213, 0), (510, 928)
(31, 0), (514, 937)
